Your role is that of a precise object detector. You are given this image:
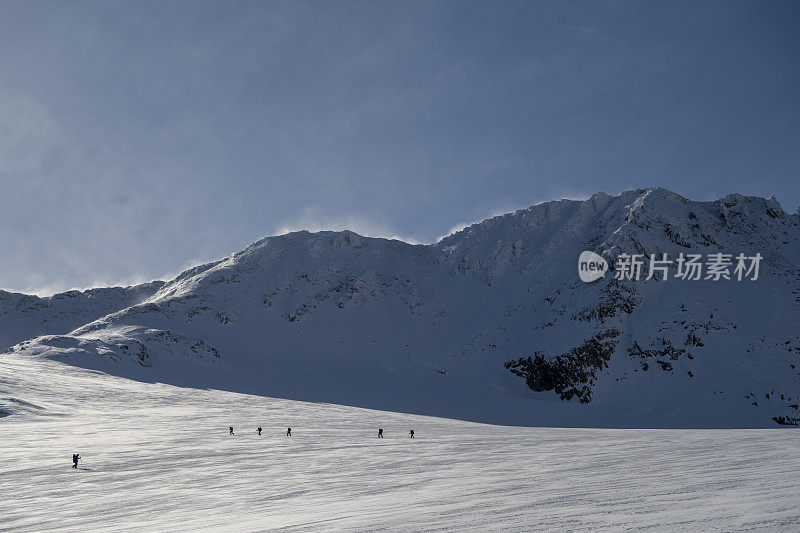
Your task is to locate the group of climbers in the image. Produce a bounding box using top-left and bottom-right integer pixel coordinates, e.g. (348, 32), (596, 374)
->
(228, 426), (415, 438)
(73, 426), (417, 467)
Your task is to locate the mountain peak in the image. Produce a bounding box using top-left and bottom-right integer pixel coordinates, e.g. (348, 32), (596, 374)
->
(5, 188), (800, 428)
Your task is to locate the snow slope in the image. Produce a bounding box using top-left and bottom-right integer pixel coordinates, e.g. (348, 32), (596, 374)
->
(1, 356), (799, 532)
(5, 188), (800, 427)
(0, 282), (164, 352)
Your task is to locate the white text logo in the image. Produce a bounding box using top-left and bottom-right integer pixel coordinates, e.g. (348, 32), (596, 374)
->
(612, 252), (763, 281)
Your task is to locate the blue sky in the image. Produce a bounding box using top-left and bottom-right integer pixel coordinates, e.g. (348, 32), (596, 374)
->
(1, 0), (799, 293)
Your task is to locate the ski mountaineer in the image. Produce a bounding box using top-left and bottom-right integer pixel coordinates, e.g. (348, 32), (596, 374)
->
(409, 430), (415, 439)
(378, 428), (383, 438)
(287, 427), (292, 436)
(257, 427), (262, 436)
(229, 426), (234, 436)
(72, 453), (80, 468)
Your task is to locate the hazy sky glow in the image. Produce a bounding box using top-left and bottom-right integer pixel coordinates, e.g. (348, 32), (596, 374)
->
(1, 0), (799, 294)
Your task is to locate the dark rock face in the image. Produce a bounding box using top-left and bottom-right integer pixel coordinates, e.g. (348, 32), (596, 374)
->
(627, 339), (686, 372)
(572, 282), (640, 323)
(772, 416), (800, 426)
(505, 329), (620, 403)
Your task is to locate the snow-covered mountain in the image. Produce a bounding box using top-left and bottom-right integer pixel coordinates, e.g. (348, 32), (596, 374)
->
(0, 282), (164, 353)
(5, 188), (800, 427)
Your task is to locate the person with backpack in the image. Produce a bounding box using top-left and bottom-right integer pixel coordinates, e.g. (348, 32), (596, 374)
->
(257, 427), (262, 436)
(378, 428), (384, 438)
(409, 429), (415, 439)
(72, 453), (80, 468)
(229, 426), (234, 436)
(286, 427), (292, 436)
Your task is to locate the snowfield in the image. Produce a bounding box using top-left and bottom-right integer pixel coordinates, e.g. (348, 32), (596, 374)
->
(2, 356), (799, 532)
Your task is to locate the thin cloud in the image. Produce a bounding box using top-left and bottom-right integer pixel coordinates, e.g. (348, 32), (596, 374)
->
(0, 96), (58, 175)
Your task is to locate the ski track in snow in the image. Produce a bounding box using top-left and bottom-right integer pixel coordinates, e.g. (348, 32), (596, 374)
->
(1, 358), (799, 532)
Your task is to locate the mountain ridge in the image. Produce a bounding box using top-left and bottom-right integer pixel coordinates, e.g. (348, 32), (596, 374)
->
(4, 188), (800, 428)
